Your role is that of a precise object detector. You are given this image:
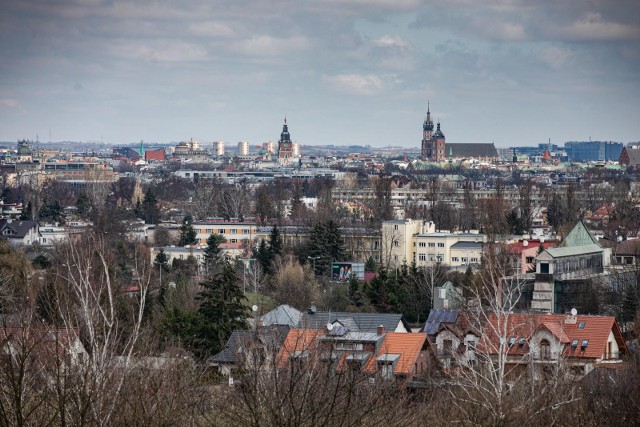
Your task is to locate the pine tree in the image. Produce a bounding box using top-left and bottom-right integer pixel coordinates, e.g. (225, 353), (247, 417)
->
(255, 239), (272, 275)
(268, 225), (283, 259)
(195, 261), (249, 357)
(75, 193), (91, 215)
(308, 220), (346, 276)
(154, 248), (170, 272)
(142, 189), (160, 224)
(178, 214), (197, 246)
(203, 233), (226, 272)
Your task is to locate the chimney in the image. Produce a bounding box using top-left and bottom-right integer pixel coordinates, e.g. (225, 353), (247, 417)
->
(377, 325), (385, 336)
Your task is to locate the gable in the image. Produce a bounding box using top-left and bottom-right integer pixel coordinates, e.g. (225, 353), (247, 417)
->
(561, 221), (600, 248)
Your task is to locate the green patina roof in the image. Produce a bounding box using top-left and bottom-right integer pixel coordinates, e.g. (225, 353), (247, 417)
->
(560, 220), (601, 248)
(545, 243), (602, 258)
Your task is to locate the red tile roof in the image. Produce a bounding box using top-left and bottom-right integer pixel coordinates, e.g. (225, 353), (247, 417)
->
(277, 329), (322, 368)
(480, 313), (625, 360)
(508, 240), (557, 255)
(365, 332), (428, 374)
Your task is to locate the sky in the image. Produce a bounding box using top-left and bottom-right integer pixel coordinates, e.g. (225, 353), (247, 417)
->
(1, 0), (639, 148)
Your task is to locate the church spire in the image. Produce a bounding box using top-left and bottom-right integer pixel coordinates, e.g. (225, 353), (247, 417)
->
(423, 101), (434, 132)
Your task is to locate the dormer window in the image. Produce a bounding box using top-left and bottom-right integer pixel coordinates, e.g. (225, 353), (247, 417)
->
(578, 321), (586, 329)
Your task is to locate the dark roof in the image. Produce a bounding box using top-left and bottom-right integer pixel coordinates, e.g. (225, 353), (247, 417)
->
(0, 219), (38, 239)
(422, 309), (458, 335)
(209, 325), (290, 365)
(445, 143), (498, 158)
(300, 311), (410, 333)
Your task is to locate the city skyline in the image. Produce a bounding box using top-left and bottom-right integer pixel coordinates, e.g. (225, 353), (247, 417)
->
(1, 1), (639, 148)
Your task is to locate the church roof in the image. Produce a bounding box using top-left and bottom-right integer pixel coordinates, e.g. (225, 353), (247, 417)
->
(444, 143), (498, 158)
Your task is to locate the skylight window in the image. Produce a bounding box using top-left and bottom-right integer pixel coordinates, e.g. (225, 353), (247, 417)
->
(518, 338), (525, 347)
(571, 339), (578, 348)
(581, 340), (589, 350)
(508, 336), (516, 346)
(578, 321), (586, 329)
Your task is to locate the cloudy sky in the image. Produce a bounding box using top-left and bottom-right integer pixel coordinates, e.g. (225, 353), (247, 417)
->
(1, 0), (639, 148)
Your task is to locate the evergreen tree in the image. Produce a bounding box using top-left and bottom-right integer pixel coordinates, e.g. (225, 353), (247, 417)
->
(178, 214), (197, 246)
(255, 239), (272, 275)
(39, 200), (64, 223)
(308, 220), (346, 276)
(203, 233), (226, 272)
(268, 225), (283, 259)
(365, 256), (377, 273)
(75, 192), (91, 215)
(142, 190), (161, 224)
(195, 260), (249, 357)
(154, 248), (170, 272)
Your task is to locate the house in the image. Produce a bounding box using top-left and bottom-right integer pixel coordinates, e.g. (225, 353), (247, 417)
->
(0, 219), (40, 247)
(422, 309), (480, 370)
(1, 325), (87, 370)
(209, 325), (291, 377)
(277, 325), (430, 382)
(479, 312), (626, 380)
(260, 304), (303, 328)
(508, 239), (558, 274)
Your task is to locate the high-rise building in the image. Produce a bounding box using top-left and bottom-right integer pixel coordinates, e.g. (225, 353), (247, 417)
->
(214, 141), (225, 157)
(564, 141), (623, 162)
(420, 103), (445, 161)
(238, 141), (249, 156)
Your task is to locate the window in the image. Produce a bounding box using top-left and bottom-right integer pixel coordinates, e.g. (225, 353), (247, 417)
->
(419, 242), (426, 248)
(462, 257), (468, 263)
(380, 363), (394, 380)
(428, 243), (436, 248)
(518, 338), (525, 347)
(526, 256), (535, 264)
(230, 229), (237, 234)
(243, 229), (249, 234)
(438, 243), (445, 248)
(471, 257), (478, 263)
(231, 239), (237, 243)
(581, 340), (589, 350)
(508, 336), (516, 346)
(578, 321), (586, 329)
(571, 339), (578, 348)
(394, 225), (398, 231)
(393, 241), (399, 247)
(418, 254), (426, 261)
(218, 229), (225, 234)
(452, 257), (459, 262)
(539, 339), (551, 359)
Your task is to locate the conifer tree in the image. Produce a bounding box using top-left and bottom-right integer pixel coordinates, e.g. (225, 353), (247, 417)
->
(178, 214), (197, 246)
(203, 233), (226, 272)
(268, 225), (283, 259)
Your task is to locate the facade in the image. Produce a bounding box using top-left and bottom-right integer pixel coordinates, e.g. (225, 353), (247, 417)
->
(565, 141), (623, 162)
(215, 141), (225, 157)
(382, 219), (485, 269)
(277, 118), (294, 163)
(192, 218), (258, 245)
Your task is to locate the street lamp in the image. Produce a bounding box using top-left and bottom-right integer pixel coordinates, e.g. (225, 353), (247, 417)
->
(308, 256), (321, 276)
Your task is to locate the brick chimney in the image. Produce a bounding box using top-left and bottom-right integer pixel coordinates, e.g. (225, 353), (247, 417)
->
(377, 325), (385, 336)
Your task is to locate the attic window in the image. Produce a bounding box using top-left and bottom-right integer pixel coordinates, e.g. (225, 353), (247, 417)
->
(571, 339), (578, 348)
(518, 338), (525, 347)
(581, 340), (589, 350)
(578, 321), (586, 329)
(508, 336), (516, 346)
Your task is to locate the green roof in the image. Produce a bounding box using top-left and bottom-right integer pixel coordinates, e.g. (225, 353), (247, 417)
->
(560, 221), (601, 248)
(545, 244), (603, 258)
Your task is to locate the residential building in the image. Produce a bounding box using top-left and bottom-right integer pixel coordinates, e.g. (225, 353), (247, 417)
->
(299, 307), (411, 333)
(192, 218), (258, 245)
(508, 239), (558, 274)
(479, 312), (626, 380)
(0, 219), (40, 246)
(422, 309), (479, 370)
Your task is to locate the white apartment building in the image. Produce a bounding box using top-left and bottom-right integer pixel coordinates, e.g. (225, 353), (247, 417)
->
(382, 219), (485, 268)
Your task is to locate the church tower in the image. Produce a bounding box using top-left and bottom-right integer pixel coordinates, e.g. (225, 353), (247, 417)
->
(421, 103), (434, 159)
(433, 122), (446, 161)
(277, 117), (293, 163)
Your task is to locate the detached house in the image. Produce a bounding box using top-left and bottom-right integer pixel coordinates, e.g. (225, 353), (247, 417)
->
(479, 312), (626, 380)
(0, 219), (40, 247)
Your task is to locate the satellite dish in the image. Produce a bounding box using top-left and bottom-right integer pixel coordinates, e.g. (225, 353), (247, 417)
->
(326, 323), (334, 331)
(310, 304), (317, 314)
(571, 308), (577, 316)
(252, 305), (258, 312)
